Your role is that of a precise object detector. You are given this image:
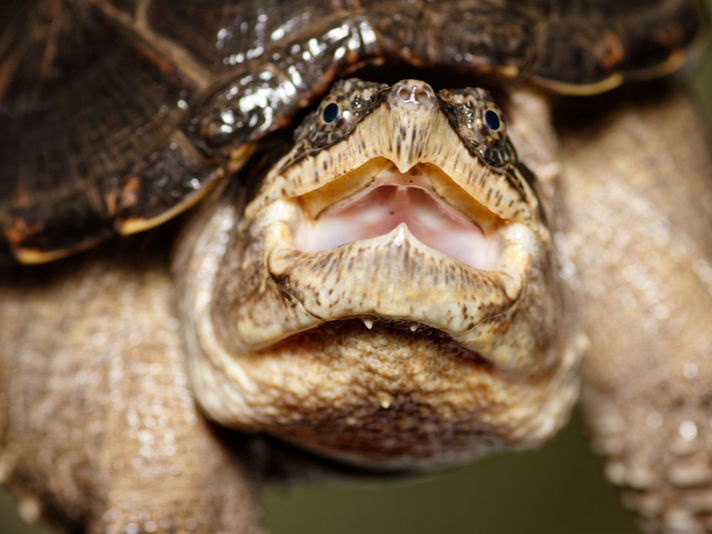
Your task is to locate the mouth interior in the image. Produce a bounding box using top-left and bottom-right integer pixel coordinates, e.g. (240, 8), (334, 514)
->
(294, 163), (502, 271)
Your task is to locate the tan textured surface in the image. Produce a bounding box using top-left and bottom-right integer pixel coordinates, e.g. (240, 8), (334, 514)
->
(559, 84), (712, 533)
(0, 234), (263, 534)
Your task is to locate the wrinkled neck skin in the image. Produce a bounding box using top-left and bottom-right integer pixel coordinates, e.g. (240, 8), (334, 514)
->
(175, 83), (582, 471)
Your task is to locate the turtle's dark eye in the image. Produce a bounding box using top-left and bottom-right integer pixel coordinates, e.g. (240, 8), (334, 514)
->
(436, 87), (512, 166)
(478, 101), (506, 146)
(302, 79), (386, 149)
(485, 109), (501, 131)
(315, 94), (348, 132)
(323, 103), (339, 123)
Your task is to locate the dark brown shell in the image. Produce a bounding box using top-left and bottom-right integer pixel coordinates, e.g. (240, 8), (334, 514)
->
(0, 0), (708, 263)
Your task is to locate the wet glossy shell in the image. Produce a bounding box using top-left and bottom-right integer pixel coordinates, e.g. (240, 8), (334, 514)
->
(0, 0), (708, 262)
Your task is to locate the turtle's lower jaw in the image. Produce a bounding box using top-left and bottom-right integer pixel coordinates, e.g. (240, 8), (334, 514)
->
(239, 194), (537, 374)
(229, 152), (547, 375)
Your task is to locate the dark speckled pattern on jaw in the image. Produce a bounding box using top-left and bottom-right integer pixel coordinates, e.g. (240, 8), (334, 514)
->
(178, 79), (582, 470)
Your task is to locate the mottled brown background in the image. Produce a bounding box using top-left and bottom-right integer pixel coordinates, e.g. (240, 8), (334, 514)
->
(2, 22), (711, 534)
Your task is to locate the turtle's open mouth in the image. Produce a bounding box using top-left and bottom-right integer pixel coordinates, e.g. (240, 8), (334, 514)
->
(294, 159), (503, 271)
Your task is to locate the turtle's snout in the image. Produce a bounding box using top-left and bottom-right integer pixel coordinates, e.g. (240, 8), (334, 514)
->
(390, 80), (436, 111)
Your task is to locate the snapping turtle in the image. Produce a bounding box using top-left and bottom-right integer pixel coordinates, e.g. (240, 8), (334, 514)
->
(1, 0), (712, 533)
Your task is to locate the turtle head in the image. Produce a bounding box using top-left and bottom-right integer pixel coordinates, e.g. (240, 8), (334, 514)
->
(179, 79), (580, 470)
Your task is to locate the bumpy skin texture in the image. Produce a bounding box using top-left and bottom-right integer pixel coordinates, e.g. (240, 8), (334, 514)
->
(0, 235), (264, 534)
(558, 85), (712, 534)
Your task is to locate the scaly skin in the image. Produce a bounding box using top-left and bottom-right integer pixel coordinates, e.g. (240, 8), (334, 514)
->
(559, 83), (712, 534)
(0, 235), (264, 534)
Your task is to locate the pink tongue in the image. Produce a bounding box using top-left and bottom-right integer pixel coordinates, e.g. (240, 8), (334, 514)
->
(294, 185), (500, 270)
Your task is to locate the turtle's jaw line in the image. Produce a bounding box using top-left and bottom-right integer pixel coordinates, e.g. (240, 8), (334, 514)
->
(252, 213), (531, 374)
(245, 157), (527, 361)
(222, 79), (552, 373)
(292, 161), (503, 271)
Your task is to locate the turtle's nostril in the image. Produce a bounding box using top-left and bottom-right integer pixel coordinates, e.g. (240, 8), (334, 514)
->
(397, 86), (431, 104)
(415, 88), (430, 103)
(392, 80), (435, 109)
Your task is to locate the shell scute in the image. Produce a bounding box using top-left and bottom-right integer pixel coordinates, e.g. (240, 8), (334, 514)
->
(0, 0), (708, 262)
